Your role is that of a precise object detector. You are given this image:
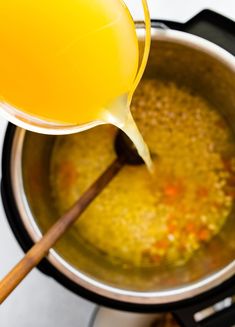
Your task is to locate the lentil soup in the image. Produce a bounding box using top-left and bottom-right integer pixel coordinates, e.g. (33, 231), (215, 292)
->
(50, 80), (235, 268)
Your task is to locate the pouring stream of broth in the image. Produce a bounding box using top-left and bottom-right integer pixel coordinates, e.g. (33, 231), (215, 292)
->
(102, 0), (153, 170)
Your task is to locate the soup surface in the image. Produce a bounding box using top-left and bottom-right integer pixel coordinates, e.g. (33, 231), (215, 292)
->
(50, 80), (235, 267)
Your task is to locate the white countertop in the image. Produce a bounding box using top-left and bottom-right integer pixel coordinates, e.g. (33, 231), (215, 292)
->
(1, 1), (235, 326)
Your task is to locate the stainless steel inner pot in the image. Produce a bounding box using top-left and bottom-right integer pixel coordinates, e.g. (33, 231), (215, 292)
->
(9, 27), (235, 306)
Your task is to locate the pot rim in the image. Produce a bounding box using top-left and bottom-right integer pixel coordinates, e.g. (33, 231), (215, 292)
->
(9, 27), (235, 305)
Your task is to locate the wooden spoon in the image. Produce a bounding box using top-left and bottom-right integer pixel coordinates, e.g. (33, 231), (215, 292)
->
(0, 131), (145, 304)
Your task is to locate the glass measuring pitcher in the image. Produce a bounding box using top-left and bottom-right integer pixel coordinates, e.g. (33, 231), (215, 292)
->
(0, 0), (150, 135)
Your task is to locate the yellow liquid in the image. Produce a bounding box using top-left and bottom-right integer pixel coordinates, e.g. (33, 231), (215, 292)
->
(0, 0), (152, 168)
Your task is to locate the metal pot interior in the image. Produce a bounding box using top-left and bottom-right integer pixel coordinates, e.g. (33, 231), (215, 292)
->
(11, 29), (235, 304)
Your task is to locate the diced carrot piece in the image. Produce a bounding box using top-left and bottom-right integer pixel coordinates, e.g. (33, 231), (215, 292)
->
(167, 221), (177, 233)
(185, 222), (197, 233)
(198, 228), (210, 241)
(164, 184), (180, 197)
(154, 239), (169, 250)
(142, 250), (162, 264)
(150, 254), (162, 264)
(162, 179), (185, 205)
(196, 186), (209, 198)
(212, 202), (223, 210)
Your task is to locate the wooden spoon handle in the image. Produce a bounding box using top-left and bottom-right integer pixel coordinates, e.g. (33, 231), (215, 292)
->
(0, 157), (124, 304)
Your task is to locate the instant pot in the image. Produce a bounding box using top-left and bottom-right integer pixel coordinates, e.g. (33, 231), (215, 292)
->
(2, 10), (235, 327)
